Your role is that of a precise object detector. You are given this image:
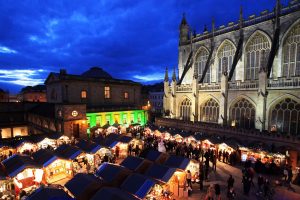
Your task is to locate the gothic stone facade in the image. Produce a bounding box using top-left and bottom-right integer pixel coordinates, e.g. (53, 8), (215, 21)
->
(164, 1), (300, 135)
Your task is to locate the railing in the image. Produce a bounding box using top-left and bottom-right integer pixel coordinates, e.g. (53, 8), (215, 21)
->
(198, 83), (221, 91)
(176, 84), (192, 92)
(229, 80), (258, 90)
(267, 77), (300, 89)
(155, 117), (300, 149)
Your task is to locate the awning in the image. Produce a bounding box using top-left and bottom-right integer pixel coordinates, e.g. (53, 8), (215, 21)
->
(26, 186), (73, 200)
(91, 187), (138, 200)
(144, 163), (176, 183)
(65, 173), (103, 200)
(163, 155), (190, 170)
(54, 144), (82, 160)
(32, 149), (57, 168)
(121, 173), (155, 199)
(2, 154), (40, 177)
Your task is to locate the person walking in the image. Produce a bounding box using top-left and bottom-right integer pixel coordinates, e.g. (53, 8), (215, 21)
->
(213, 154), (217, 172)
(186, 170), (192, 189)
(257, 174), (264, 193)
(227, 175), (234, 191)
(287, 165), (296, 192)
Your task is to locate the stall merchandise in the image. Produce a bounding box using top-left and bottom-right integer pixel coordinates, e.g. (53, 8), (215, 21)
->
(201, 139), (216, 150)
(36, 138), (57, 150)
(0, 146), (16, 162)
(218, 143), (234, 154)
(0, 168), (15, 199)
(16, 142), (38, 155)
(144, 163), (187, 198)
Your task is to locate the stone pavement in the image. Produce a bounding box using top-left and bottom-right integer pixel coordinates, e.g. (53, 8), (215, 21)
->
(176, 161), (300, 200)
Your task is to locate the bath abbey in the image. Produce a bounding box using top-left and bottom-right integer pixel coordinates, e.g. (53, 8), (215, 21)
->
(163, 0), (300, 135)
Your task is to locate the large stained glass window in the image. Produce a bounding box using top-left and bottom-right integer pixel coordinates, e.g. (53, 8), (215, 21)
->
(200, 98), (219, 123)
(230, 98), (255, 129)
(180, 98), (192, 121)
(195, 48), (210, 83)
(217, 40), (235, 82)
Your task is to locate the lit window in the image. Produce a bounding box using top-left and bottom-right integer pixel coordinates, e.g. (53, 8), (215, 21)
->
(81, 90), (87, 99)
(104, 86), (110, 99)
(124, 92), (129, 99)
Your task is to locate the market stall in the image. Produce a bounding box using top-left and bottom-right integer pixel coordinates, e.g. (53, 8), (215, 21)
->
(95, 163), (131, 187)
(143, 149), (169, 164)
(120, 156), (152, 174)
(32, 149), (73, 184)
(15, 140), (38, 155)
(36, 137), (57, 150)
(54, 144), (88, 174)
(106, 126), (118, 134)
(65, 173), (103, 200)
(118, 136), (143, 157)
(144, 163), (188, 198)
(0, 144), (16, 162)
(2, 155), (43, 196)
(0, 167), (15, 199)
(121, 173), (157, 199)
(201, 139), (217, 151)
(163, 155), (199, 177)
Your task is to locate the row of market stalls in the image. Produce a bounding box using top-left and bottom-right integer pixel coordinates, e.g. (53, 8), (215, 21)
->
(62, 149), (199, 200)
(0, 133), (145, 199)
(145, 126), (287, 166)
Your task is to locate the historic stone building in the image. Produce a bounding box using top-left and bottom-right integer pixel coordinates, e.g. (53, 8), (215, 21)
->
(164, 0), (300, 135)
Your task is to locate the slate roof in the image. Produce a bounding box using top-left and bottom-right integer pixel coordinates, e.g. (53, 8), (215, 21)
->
(144, 163), (176, 183)
(90, 187), (138, 200)
(120, 156), (144, 171)
(65, 173), (103, 199)
(25, 186), (72, 200)
(2, 154), (39, 177)
(76, 140), (101, 154)
(163, 155), (190, 170)
(121, 173), (155, 199)
(54, 144), (82, 160)
(32, 149), (57, 168)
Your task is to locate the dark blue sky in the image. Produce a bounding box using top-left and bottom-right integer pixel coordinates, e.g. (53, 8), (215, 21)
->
(0, 0), (285, 93)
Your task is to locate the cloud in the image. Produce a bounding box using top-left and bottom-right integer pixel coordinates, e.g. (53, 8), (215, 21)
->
(0, 69), (48, 86)
(0, 46), (17, 54)
(133, 73), (164, 82)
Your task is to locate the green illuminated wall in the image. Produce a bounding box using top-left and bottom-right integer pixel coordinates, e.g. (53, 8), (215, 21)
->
(86, 109), (148, 129)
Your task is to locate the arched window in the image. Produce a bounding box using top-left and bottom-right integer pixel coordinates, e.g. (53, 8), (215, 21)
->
(269, 98), (300, 135)
(180, 98), (192, 121)
(282, 22), (300, 77)
(230, 98), (255, 129)
(200, 98), (219, 123)
(245, 32), (271, 80)
(195, 48), (210, 83)
(217, 41), (235, 82)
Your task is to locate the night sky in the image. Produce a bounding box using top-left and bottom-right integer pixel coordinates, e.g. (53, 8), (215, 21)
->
(0, 0), (285, 93)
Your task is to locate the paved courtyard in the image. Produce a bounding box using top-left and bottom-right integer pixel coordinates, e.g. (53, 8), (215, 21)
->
(179, 162), (300, 200)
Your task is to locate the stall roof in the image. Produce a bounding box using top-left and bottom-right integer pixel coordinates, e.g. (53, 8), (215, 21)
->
(65, 173), (103, 199)
(2, 154), (39, 177)
(144, 150), (164, 162)
(91, 187), (138, 200)
(54, 144), (82, 160)
(118, 135), (133, 144)
(32, 149), (57, 168)
(96, 163), (130, 183)
(144, 163), (176, 183)
(25, 186), (73, 200)
(208, 136), (223, 145)
(121, 173), (155, 199)
(120, 156), (144, 171)
(76, 140), (101, 154)
(164, 155), (190, 170)
(103, 139), (119, 148)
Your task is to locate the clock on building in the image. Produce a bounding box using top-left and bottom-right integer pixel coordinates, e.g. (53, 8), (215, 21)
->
(72, 110), (78, 117)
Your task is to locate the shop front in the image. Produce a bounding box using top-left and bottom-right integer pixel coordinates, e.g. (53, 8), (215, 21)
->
(0, 168), (15, 199)
(16, 141), (38, 155)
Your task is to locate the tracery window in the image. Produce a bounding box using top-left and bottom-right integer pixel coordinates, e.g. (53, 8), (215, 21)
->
(282, 23), (300, 77)
(230, 98), (255, 129)
(270, 98), (300, 135)
(195, 48), (210, 83)
(200, 98), (219, 123)
(245, 32), (270, 80)
(180, 98), (192, 121)
(217, 41), (235, 82)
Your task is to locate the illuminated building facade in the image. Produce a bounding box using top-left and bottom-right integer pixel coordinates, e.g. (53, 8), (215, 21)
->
(164, 1), (300, 135)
